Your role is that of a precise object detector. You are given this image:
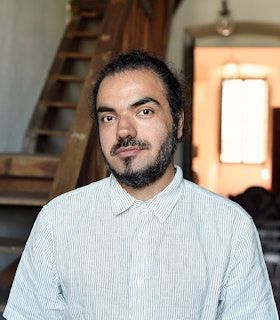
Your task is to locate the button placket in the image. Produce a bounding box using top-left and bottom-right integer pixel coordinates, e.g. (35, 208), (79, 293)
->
(136, 277), (144, 287)
(129, 203), (153, 318)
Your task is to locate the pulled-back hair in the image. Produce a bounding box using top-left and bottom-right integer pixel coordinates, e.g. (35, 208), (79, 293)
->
(91, 49), (188, 140)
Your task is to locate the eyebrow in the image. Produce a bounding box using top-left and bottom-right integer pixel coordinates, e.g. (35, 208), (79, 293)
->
(96, 97), (161, 115)
(96, 106), (115, 114)
(131, 97), (160, 107)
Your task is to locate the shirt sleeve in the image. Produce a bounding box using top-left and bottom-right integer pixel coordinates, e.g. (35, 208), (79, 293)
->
(3, 207), (65, 320)
(218, 216), (279, 320)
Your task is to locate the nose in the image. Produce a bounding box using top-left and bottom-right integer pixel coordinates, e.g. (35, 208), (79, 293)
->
(117, 114), (137, 140)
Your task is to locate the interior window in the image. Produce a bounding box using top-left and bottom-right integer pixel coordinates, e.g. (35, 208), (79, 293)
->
(220, 79), (268, 164)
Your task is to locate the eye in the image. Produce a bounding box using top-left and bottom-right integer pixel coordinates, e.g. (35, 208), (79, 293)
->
(101, 115), (115, 123)
(138, 108), (153, 117)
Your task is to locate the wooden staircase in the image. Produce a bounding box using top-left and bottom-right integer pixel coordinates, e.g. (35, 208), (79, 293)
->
(23, 2), (107, 157)
(0, 0), (181, 313)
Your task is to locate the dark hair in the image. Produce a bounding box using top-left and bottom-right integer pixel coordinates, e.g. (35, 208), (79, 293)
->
(91, 49), (188, 140)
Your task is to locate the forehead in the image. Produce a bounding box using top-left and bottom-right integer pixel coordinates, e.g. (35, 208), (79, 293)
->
(97, 69), (167, 102)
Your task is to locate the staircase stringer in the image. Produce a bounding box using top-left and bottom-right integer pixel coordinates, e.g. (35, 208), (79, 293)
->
(48, 0), (132, 200)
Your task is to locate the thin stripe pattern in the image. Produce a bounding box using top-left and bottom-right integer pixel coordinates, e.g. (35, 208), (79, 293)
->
(4, 166), (279, 319)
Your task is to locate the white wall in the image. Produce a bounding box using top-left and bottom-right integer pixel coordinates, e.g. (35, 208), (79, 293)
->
(0, 0), (68, 271)
(1, 0), (280, 152)
(167, 0), (280, 196)
(0, 0), (68, 152)
(166, 0), (280, 69)
(193, 48), (280, 196)
(1, 0), (280, 154)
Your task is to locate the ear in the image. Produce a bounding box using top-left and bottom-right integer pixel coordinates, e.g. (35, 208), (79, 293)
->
(177, 109), (185, 140)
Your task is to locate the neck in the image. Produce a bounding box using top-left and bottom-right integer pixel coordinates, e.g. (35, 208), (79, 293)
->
(120, 163), (176, 201)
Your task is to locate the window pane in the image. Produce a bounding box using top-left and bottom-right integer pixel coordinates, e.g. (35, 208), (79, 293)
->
(242, 80), (267, 163)
(220, 79), (268, 164)
(220, 79), (243, 163)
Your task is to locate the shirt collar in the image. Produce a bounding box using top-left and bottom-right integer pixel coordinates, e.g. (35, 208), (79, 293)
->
(110, 165), (183, 223)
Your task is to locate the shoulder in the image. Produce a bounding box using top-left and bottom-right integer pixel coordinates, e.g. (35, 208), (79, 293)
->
(46, 177), (110, 208)
(38, 177), (111, 225)
(181, 179), (253, 227)
(179, 180), (260, 263)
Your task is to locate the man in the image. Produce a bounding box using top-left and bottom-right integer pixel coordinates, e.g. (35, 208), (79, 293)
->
(4, 50), (278, 319)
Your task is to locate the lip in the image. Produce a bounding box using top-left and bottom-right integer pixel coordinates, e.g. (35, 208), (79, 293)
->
(115, 147), (142, 158)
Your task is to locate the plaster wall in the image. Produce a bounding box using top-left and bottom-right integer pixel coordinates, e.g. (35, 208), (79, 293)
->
(167, 0), (280, 196)
(2, 0), (280, 152)
(0, 0), (68, 271)
(194, 48), (280, 196)
(167, 0), (280, 69)
(0, 0), (68, 152)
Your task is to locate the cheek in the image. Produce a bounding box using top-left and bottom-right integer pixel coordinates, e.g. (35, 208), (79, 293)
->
(143, 122), (172, 140)
(99, 131), (112, 154)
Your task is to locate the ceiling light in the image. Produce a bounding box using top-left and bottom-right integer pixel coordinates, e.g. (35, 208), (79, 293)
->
(215, 0), (234, 36)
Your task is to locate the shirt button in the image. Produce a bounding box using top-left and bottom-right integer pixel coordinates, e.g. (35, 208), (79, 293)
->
(137, 277), (144, 287)
(138, 233), (143, 241)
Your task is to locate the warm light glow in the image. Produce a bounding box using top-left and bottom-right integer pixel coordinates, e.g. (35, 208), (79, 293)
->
(215, 0), (234, 36)
(261, 168), (270, 181)
(220, 79), (268, 164)
(215, 16), (234, 36)
(223, 62), (239, 78)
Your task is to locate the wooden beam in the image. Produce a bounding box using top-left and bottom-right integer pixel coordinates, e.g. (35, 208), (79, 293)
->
(186, 21), (280, 39)
(0, 154), (59, 178)
(0, 238), (26, 254)
(0, 191), (48, 206)
(0, 178), (52, 194)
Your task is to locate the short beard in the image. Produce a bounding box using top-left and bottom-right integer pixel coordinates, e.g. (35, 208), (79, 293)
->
(102, 126), (178, 189)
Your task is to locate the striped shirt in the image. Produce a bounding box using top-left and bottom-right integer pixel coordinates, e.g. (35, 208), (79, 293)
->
(4, 166), (278, 319)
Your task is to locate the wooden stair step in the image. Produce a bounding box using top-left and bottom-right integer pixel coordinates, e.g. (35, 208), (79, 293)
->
(51, 74), (86, 82)
(0, 154), (59, 178)
(59, 52), (92, 59)
(73, 4), (107, 14)
(0, 191), (48, 207)
(0, 152), (55, 202)
(41, 100), (77, 108)
(0, 177), (52, 196)
(67, 31), (99, 38)
(79, 11), (100, 18)
(0, 237), (26, 254)
(31, 129), (69, 136)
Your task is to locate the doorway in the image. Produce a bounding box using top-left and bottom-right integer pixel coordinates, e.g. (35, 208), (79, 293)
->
(192, 47), (280, 197)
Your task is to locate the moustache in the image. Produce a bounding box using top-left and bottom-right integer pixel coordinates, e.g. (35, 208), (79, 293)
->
(110, 137), (151, 156)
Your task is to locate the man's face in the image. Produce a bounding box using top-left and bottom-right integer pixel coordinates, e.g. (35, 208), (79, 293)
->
(96, 69), (183, 189)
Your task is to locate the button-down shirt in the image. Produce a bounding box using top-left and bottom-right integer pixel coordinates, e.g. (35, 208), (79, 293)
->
(4, 166), (278, 319)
